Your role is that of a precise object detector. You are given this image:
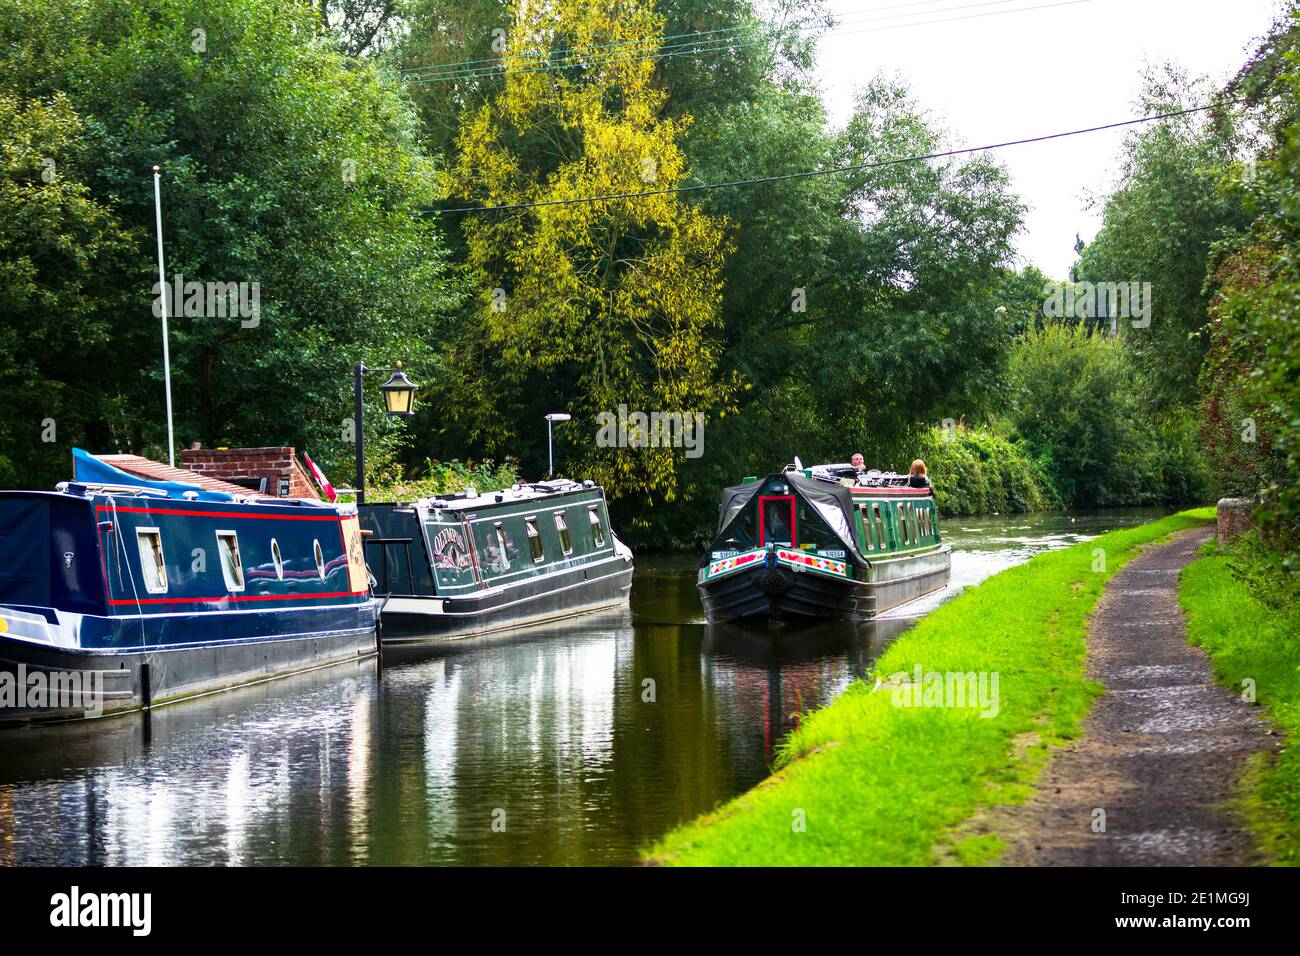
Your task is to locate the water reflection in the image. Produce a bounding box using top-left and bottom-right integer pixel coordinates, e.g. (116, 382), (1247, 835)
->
(0, 507), (1172, 866)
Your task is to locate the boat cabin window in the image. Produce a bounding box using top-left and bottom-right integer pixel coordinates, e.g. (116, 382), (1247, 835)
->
(478, 522), (512, 574)
(136, 528), (168, 594)
(216, 531), (245, 592)
(589, 507), (606, 548)
(555, 512), (573, 555)
(759, 496), (795, 546)
(314, 539), (326, 580)
(525, 518), (545, 563)
(490, 523), (513, 574)
(271, 538), (284, 581)
(857, 503), (873, 551)
(873, 504), (887, 549)
(898, 504), (910, 545)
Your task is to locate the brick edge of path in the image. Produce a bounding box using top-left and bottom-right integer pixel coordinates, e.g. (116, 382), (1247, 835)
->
(999, 527), (1276, 866)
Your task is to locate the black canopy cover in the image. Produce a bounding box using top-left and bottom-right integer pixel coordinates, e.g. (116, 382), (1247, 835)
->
(711, 472), (868, 568)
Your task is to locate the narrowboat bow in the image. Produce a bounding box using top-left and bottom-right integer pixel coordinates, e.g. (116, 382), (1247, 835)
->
(698, 462), (951, 623)
(0, 450), (379, 724)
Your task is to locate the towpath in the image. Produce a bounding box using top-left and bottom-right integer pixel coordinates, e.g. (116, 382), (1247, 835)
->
(1000, 528), (1274, 866)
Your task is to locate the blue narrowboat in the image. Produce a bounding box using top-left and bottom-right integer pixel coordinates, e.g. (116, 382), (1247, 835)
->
(0, 450), (380, 724)
(358, 478), (634, 645)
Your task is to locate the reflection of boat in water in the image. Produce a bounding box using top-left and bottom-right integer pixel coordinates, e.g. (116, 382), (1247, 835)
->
(702, 616), (918, 668)
(699, 461), (951, 624)
(359, 479), (634, 646)
(0, 450), (379, 725)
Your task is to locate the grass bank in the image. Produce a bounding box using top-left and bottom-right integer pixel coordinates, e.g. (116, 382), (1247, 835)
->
(645, 507), (1216, 866)
(1180, 534), (1300, 865)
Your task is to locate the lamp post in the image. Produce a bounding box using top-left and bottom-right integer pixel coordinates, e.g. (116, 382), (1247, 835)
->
(353, 361), (418, 505)
(544, 413), (570, 478)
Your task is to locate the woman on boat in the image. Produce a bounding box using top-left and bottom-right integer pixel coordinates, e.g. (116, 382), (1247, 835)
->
(907, 459), (930, 489)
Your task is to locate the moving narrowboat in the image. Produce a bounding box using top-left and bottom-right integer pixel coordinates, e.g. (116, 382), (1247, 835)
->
(0, 450), (379, 724)
(358, 479), (633, 645)
(698, 462), (951, 623)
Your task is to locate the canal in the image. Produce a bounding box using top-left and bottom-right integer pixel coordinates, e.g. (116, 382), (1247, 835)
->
(0, 508), (1170, 865)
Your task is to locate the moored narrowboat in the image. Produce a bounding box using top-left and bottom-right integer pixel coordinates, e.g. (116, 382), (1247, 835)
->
(698, 462), (951, 623)
(358, 478), (633, 645)
(0, 450), (380, 724)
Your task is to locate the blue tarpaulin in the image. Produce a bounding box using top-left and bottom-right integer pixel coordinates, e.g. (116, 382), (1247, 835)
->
(71, 448), (234, 502)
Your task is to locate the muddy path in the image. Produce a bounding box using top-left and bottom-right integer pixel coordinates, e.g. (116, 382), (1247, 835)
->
(1000, 528), (1276, 866)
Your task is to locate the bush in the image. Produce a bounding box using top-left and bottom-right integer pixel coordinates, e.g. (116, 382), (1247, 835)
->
(344, 457), (520, 503)
(909, 425), (1057, 515)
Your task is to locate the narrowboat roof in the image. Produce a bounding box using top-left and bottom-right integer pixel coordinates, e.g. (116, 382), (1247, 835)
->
(387, 478), (606, 514)
(785, 461), (920, 489)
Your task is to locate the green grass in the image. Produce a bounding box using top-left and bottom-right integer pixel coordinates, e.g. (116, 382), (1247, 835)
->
(645, 507), (1216, 866)
(1180, 535), (1300, 865)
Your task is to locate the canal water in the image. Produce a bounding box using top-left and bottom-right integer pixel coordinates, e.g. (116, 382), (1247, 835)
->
(0, 508), (1170, 865)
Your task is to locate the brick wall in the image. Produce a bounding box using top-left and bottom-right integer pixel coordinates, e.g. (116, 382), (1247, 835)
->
(1216, 497), (1254, 547)
(180, 446), (321, 500)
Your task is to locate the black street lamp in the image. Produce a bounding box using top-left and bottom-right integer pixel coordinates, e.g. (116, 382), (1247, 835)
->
(354, 360), (419, 505)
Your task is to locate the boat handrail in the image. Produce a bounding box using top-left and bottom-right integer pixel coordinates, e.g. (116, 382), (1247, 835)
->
(57, 481), (172, 499)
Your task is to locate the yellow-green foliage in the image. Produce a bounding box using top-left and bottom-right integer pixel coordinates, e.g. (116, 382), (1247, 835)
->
(646, 508), (1215, 866)
(448, 0), (736, 502)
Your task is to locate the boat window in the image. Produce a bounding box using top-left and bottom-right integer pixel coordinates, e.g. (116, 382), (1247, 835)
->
(271, 538), (284, 581)
(873, 504), (887, 549)
(525, 518), (545, 563)
(857, 503), (873, 551)
(492, 524), (513, 573)
(215, 531), (245, 592)
(760, 496), (795, 546)
(899, 505), (909, 545)
(314, 539), (326, 580)
(589, 507), (606, 548)
(909, 503), (919, 542)
(136, 529), (168, 594)
(555, 512), (573, 555)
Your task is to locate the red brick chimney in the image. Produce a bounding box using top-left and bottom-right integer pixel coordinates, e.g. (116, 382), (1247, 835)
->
(180, 445), (321, 499)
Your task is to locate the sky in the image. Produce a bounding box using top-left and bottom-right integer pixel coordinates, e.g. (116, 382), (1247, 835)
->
(809, 0), (1283, 278)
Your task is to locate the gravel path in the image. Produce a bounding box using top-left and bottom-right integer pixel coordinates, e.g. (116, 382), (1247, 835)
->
(1002, 528), (1274, 866)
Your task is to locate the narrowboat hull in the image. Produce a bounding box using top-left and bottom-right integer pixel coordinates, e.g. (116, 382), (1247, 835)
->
(698, 546), (951, 623)
(0, 612), (377, 724)
(378, 556), (633, 645)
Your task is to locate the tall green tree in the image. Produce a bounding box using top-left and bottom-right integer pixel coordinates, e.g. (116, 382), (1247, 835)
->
(445, 0), (735, 502)
(0, 0), (458, 487)
(1075, 65), (1252, 408)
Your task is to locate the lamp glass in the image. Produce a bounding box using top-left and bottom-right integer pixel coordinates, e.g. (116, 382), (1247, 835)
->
(381, 370), (417, 416)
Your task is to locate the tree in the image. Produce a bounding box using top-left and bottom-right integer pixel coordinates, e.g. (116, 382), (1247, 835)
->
(445, 0), (735, 502)
(0, 0), (459, 487)
(0, 92), (140, 487)
(1074, 64), (1252, 408)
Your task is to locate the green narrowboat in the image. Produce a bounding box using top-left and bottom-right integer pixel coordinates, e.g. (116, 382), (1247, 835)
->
(358, 479), (633, 645)
(698, 462), (951, 622)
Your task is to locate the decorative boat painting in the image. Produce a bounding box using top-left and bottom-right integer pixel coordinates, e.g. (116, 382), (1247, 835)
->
(0, 450), (379, 723)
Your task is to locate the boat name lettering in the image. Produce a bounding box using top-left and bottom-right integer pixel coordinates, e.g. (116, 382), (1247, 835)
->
(431, 527), (473, 571)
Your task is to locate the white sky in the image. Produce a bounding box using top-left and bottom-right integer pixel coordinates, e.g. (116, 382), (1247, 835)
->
(811, 0), (1282, 278)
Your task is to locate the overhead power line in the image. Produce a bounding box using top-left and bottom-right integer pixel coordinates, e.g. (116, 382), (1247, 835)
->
(403, 0), (1093, 84)
(434, 102), (1232, 215)
(398, 0), (958, 78)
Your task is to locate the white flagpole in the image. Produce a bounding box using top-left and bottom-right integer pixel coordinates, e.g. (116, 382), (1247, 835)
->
(152, 165), (176, 467)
